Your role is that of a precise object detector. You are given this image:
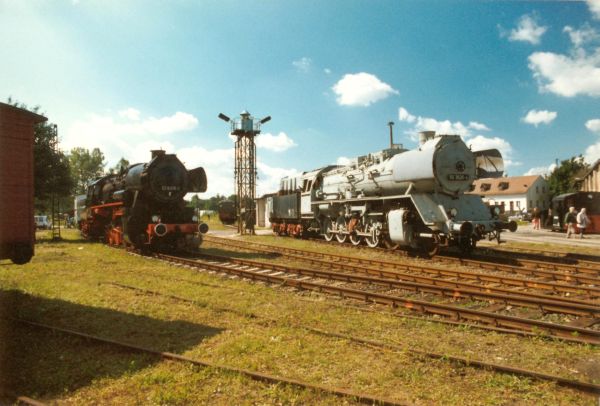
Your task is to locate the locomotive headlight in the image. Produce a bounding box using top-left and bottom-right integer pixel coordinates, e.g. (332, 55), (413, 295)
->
(151, 215), (160, 223)
(494, 207), (501, 215)
(450, 208), (458, 217)
(192, 215), (198, 222)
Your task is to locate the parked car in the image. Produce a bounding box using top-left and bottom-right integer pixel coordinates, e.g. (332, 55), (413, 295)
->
(34, 215), (51, 230)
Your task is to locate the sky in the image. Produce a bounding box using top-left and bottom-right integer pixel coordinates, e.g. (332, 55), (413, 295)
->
(2, 0), (600, 197)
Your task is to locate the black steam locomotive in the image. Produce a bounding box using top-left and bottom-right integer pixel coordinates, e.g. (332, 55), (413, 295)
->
(80, 150), (208, 252)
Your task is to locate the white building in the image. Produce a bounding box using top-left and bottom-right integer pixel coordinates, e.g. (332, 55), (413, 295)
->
(469, 175), (550, 214)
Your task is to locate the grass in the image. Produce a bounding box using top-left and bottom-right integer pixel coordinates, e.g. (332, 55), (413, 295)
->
(0, 229), (598, 405)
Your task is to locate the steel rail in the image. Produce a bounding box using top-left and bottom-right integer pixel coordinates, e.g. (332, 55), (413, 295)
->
(195, 252), (600, 317)
(14, 318), (405, 406)
(204, 236), (600, 296)
(306, 328), (600, 394)
(316, 237), (600, 280)
(159, 253), (600, 344)
(299, 235), (600, 276)
(438, 253), (600, 277)
(101, 281), (600, 394)
(482, 245), (600, 265)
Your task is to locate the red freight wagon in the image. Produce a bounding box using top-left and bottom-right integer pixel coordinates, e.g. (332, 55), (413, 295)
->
(0, 103), (47, 264)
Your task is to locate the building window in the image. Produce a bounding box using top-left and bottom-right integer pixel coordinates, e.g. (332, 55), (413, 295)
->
(516, 201), (520, 208)
(536, 186), (539, 193)
(529, 200), (533, 208)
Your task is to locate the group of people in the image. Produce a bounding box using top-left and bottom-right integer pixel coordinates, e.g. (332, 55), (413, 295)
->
(564, 206), (590, 239)
(530, 206), (590, 238)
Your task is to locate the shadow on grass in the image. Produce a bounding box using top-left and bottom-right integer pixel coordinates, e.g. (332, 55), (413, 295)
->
(0, 290), (223, 402)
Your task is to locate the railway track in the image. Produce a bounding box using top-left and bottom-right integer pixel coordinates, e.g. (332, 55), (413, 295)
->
(312, 237), (600, 278)
(158, 249), (600, 344)
(195, 251), (598, 317)
(13, 318), (403, 406)
(204, 236), (600, 300)
(102, 281), (600, 394)
(481, 244), (600, 268)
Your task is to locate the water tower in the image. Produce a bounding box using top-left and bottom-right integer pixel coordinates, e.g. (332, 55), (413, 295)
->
(218, 110), (271, 235)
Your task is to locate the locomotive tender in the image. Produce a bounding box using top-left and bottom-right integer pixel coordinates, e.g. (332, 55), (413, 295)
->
(80, 150), (208, 252)
(268, 131), (516, 255)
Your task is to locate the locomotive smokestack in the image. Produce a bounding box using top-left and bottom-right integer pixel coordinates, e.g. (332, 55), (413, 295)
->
(388, 121), (394, 149)
(419, 131), (435, 146)
(151, 150), (166, 159)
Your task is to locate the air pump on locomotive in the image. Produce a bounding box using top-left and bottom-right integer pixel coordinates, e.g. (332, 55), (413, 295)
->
(268, 131), (516, 256)
(80, 150), (208, 252)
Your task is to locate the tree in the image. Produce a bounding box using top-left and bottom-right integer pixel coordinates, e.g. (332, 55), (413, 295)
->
(7, 98), (74, 211)
(547, 156), (590, 197)
(109, 157), (130, 175)
(69, 147), (106, 195)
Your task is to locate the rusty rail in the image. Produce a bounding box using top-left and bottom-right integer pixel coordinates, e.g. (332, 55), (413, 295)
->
(204, 236), (600, 298)
(100, 281), (600, 394)
(159, 253), (600, 344)
(195, 252), (600, 317)
(14, 319), (405, 406)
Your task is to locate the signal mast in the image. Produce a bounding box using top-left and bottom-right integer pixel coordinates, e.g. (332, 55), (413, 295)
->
(218, 111), (271, 235)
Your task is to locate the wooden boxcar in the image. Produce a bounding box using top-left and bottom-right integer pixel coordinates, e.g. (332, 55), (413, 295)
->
(0, 103), (47, 264)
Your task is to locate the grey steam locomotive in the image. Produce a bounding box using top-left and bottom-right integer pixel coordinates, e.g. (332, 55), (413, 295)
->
(268, 131), (516, 256)
(80, 150), (208, 253)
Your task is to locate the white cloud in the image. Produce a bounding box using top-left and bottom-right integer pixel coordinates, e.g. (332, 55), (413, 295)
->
(398, 106), (472, 137)
(586, 118), (600, 133)
(522, 109), (557, 127)
(585, 142), (600, 163)
(332, 72), (398, 106)
(64, 109), (199, 164)
(175, 146), (235, 196)
(324, 68), (332, 75)
(563, 24), (599, 48)
(585, 117), (600, 163)
(528, 46), (600, 98)
(256, 162), (300, 196)
(523, 163), (557, 176)
(397, 107), (516, 167)
(508, 14), (547, 45)
(398, 107), (416, 123)
(468, 121), (491, 131)
(588, 0), (600, 20)
(466, 135), (514, 164)
(292, 57), (312, 72)
(118, 107), (140, 121)
(255, 132), (297, 152)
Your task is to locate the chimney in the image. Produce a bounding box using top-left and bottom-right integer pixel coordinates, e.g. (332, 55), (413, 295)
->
(151, 150), (166, 159)
(418, 131), (435, 146)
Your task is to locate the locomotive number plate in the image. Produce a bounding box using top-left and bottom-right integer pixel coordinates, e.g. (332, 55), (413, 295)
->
(447, 174), (470, 181)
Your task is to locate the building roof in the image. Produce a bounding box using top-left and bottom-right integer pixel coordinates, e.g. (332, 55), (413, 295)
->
(0, 102), (47, 124)
(582, 159), (600, 179)
(469, 175), (544, 196)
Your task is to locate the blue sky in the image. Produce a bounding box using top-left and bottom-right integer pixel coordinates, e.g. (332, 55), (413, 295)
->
(2, 0), (600, 197)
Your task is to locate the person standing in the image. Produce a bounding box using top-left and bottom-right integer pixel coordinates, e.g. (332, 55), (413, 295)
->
(532, 207), (541, 230)
(577, 208), (590, 239)
(564, 206), (577, 238)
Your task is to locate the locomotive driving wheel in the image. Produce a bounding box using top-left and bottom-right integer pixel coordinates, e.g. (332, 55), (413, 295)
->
(364, 222), (381, 248)
(323, 218), (335, 241)
(335, 217), (348, 243)
(419, 232), (440, 258)
(348, 216), (362, 246)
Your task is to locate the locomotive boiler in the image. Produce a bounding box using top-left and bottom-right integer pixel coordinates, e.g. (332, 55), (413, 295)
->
(269, 131), (516, 256)
(80, 150), (209, 252)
